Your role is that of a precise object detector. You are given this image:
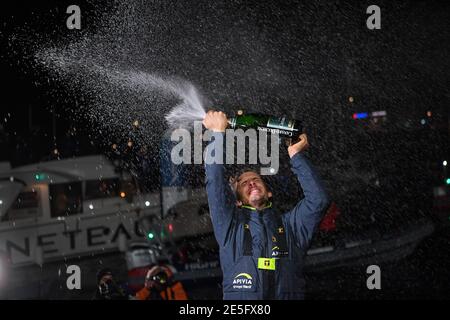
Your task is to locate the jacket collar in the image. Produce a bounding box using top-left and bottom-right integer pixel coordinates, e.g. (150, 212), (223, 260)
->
(240, 201), (272, 211)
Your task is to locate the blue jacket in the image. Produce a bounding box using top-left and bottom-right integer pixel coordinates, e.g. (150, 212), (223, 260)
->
(205, 133), (329, 300)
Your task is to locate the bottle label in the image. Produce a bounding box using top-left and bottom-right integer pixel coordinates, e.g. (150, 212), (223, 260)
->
(267, 117), (295, 131)
(255, 117), (297, 137)
(257, 126), (294, 137)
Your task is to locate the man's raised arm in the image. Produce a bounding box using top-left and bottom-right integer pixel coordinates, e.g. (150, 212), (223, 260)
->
(286, 134), (330, 249)
(203, 111), (236, 247)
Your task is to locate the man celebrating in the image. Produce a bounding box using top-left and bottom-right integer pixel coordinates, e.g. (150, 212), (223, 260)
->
(203, 110), (329, 300)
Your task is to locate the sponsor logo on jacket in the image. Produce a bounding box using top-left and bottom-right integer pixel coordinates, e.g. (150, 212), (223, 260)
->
(272, 246), (280, 257)
(233, 273), (253, 289)
(271, 246), (289, 258)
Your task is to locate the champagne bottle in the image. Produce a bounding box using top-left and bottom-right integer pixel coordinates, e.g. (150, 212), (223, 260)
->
(227, 110), (302, 140)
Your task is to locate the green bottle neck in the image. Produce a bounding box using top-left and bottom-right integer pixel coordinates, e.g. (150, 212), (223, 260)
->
(228, 117), (237, 128)
(228, 113), (267, 128)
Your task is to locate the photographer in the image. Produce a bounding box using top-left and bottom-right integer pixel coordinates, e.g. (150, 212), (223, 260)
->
(135, 265), (188, 300)
(92, 268), (128, 300)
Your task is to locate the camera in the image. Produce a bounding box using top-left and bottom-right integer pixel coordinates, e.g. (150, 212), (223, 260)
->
(151, 271), (168, 286)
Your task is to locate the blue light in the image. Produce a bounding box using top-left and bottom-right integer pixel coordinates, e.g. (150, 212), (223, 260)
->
(353, 112), (369, 119)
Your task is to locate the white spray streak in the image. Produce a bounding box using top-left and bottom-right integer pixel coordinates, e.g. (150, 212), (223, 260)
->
(36, 49), (207, 130)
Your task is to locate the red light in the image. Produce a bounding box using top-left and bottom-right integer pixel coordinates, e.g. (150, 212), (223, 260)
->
(352, 113), (357, 119)
(168, 224), (173, 233)
(319, 202), (341, 232)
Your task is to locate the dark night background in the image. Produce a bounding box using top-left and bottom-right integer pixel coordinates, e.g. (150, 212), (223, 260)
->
(0, 0), (449, 299)
(1, 1), (449, 166)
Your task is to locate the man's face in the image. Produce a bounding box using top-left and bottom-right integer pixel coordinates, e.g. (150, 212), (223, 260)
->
(100, 274), (113, 285)
(236, 171), (271, 206)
